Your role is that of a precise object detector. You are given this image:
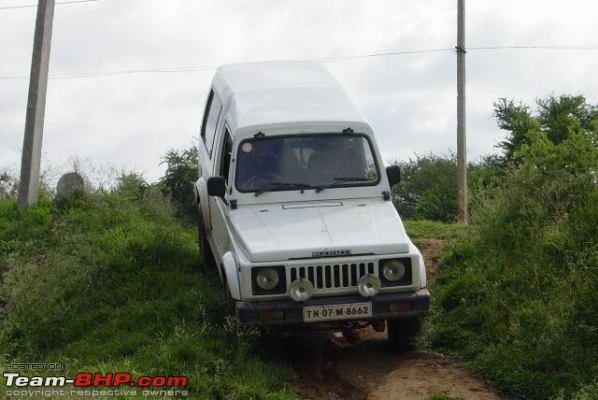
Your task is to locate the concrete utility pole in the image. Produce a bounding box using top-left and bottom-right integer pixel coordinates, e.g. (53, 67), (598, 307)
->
(456, 0), (468, 223)
(18, 0), (55, 211)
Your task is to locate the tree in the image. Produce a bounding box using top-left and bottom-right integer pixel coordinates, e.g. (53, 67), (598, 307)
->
(494, 95), (598, 163)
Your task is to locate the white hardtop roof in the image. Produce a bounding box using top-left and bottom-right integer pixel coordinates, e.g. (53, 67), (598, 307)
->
(211, 61), (371, 134)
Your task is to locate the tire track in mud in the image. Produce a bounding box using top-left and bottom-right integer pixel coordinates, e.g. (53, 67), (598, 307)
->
(282, 238), (503, 400)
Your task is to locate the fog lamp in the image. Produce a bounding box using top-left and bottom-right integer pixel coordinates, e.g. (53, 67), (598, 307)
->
(357, 274), (381, 298)
(289, 279), (314, 302)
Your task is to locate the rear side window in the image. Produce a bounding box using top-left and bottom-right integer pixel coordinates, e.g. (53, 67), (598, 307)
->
(200, 90), (223, 157)
(219, 129), (233, 185)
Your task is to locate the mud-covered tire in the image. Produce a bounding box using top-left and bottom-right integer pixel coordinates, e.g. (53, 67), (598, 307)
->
(387, 317), (421, 352)
(198, 212), (215, 270)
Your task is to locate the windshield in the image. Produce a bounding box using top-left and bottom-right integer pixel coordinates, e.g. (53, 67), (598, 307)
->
(235, 134), (380, 194)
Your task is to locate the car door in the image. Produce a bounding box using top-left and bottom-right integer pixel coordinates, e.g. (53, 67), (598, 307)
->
(198, 89), (223, 231)
(210, 125), (233, 262)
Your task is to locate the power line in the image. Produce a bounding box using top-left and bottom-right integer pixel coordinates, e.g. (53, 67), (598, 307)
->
(53, 65), (219, 79)
(1, 65), (220, 80)
(2, 45), (598, 80)
(0, 49), (456, 80)
(0, 0), (99, 10)
(469, 45), (598, 51)
(311, 47), (454, 63)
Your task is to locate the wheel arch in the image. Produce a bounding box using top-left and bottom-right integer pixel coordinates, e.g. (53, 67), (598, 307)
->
(195, 177), (212, 231)
(222, 251), (241, 300)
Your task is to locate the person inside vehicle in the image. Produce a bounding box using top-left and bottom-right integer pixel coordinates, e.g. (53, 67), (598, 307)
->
(236, 140), (282, 190)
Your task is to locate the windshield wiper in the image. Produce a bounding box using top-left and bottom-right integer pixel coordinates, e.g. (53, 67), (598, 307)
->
(254, 182), (315, 196)
(253, 178), (370, 195)
(314, 176), (371, 193)
(332, 177), (371, 182)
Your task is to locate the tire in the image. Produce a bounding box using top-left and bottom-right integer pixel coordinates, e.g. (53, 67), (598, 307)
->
(387, 317), (421, 352)
(198, 212), (215, 270)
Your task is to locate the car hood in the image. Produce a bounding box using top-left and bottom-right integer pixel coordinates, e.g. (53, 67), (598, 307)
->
(229, 200), (411, 263)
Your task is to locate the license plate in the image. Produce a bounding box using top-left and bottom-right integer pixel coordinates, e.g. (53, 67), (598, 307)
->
(303, 302), (372, 322)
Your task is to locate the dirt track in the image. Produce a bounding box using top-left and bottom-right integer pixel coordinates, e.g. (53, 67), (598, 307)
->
(284, 238), (503, 400)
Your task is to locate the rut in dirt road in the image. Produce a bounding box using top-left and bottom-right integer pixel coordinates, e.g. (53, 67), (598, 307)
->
(285, 325), (502, 400)
(283, 238), (504, 400)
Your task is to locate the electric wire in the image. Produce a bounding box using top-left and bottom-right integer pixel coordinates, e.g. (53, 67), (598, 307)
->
(1, 45), (598, 80)
(0, 0), (100, 11)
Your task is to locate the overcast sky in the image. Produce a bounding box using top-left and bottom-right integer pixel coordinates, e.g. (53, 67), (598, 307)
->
(1, 0), (597, 183)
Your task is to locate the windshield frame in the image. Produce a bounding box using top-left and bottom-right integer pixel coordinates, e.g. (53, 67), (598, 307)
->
(233, 132), (381, 195)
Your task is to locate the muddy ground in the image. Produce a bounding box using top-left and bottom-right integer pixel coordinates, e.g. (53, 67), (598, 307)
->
(281, 238), (503, 400)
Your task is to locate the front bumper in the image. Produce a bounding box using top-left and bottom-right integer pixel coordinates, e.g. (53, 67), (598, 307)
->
(235, 288), (430, 326)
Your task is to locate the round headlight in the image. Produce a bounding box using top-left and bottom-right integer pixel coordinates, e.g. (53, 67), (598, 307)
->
(357, 274), (381, 298)
(256, 268), (280, 290)
(383, 259), (406, 282)
(289, 279), (314, 302)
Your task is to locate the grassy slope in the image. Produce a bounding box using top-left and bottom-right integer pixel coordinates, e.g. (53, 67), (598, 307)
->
(0, 193), (294, 400)
(424, 157), (598, 399)
(406, 212), (598, 400)
(428, 236), (598, 400)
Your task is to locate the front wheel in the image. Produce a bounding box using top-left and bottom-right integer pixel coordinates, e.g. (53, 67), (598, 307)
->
(387, 317), (421, 352)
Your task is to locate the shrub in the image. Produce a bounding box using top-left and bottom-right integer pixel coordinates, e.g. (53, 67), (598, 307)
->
(0, 171), (18, 200)
(159, 146), (198, 224)
(391, 154), (500, 222)
(114, 172), (149, 202)
(391, 154), (458, 222)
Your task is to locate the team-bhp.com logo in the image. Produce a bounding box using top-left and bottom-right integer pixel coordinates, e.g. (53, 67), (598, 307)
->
(3, 372), (189, 397)
(4, 372), (188, 387)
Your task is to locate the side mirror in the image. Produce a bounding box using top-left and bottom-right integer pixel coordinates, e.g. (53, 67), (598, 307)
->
(207, 176), (226, 198)
(386, 165), (401, 186)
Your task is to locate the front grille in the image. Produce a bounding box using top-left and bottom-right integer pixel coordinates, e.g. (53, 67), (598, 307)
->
(289, 262), (376, 290)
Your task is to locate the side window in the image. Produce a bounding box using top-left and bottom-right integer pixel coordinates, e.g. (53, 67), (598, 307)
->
(219, 129), (233, 185)
(200, 90), (223, 157)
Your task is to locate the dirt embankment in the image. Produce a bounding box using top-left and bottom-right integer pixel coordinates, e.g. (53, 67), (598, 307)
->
(283, 239), (503, 400)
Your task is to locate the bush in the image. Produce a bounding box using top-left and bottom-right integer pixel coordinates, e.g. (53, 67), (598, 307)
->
(114, 171), (149, 202)
(0, 171), (18, 200)
(391, 154), (458, 222)
(427, 130), (598, 399)
(391, 154), (499, 222)
(159, 146), (198, 224)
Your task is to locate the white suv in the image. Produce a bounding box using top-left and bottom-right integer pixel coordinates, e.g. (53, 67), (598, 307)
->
(194, 61), (429, 350)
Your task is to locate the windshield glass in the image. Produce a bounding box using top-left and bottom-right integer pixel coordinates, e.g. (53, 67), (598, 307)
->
(235, 134), (379, 193)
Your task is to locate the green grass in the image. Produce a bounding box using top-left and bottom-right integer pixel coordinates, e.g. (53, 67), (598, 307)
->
(0, 191), (295, 399)
(427, 238), (598, 399)
(403, 220), (465, 240)
(429, 395), (465, 400)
